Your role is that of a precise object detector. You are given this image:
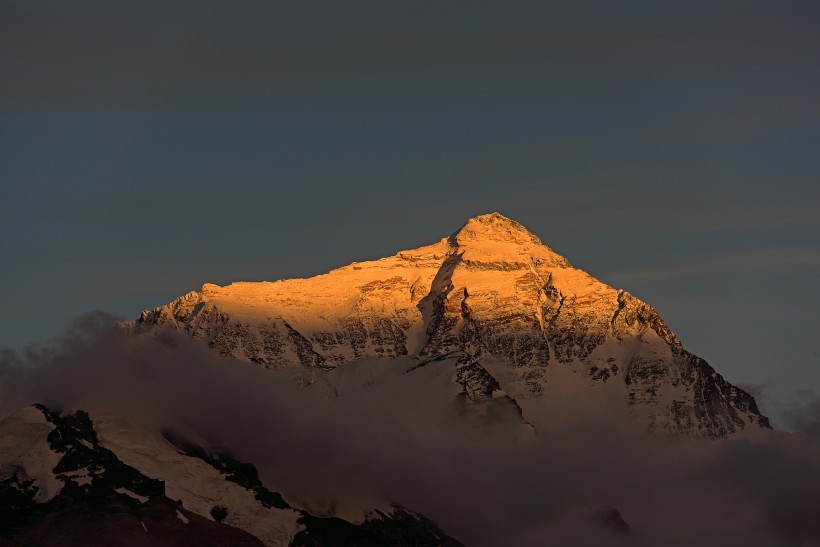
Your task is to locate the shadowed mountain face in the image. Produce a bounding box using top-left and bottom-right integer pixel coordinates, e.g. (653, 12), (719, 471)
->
(0, 405), (464, 547)
(130, 213), (770, 439)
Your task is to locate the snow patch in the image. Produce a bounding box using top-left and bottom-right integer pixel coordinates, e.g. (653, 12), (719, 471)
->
(59, 467), (94, 486)
(0, 406), (63, 502)
(176, 509), (189, 524)
(115, 487), (149, 503)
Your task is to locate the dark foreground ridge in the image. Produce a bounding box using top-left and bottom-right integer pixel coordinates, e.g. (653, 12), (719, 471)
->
(0, 405), (464, 547)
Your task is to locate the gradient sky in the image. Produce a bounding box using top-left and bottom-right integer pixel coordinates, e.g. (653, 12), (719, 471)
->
(2, 0), (819, 426)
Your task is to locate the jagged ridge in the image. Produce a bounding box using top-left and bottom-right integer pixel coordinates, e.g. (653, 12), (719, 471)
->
(127, 212), (770, 439)
(0, 405), (464, 546)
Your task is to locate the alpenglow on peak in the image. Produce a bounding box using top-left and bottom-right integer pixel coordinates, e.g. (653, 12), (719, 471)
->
(449, 212), (543, 246)
(130, 213), (770, 439)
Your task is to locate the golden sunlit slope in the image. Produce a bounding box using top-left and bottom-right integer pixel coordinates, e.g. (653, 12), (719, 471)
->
(129, 213), (769, 439)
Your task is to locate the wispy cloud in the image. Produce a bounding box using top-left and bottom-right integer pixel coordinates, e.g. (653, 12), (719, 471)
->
(606, 247), (820, 282)
(573, 205), (820, 234)
(5, 316), (820, 546)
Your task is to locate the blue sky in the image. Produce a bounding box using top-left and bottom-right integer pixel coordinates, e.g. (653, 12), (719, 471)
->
(1, 0), (818, 425)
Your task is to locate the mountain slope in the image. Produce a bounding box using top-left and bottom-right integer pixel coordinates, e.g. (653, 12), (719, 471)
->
(0, 405), (464, 546)
(129, 213), (769, 439)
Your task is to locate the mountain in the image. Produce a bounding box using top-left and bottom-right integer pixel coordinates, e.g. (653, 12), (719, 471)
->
(0, 213), (780, 546)
(129, 212), (770, 439)
(0, 404), (464, 546)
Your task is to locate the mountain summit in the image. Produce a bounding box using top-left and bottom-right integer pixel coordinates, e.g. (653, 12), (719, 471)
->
(449, 212), (545, 246)
(130, 213), (770, 439)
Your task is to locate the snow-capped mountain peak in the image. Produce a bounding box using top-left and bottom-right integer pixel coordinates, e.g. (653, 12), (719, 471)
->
(128, 214), (770, 439)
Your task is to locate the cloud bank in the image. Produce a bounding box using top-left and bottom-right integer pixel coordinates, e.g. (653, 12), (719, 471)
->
(2, 313), (820, 546)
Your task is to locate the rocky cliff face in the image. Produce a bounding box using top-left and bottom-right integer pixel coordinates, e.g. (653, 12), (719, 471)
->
(128, 213), (770, 439)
